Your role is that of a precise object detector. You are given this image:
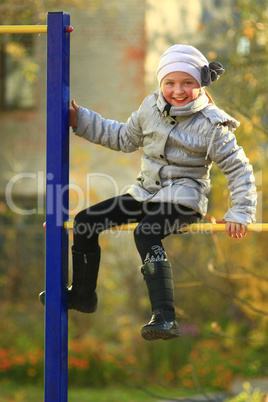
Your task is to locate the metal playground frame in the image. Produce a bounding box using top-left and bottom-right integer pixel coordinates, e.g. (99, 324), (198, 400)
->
(1, 12), (71, 401)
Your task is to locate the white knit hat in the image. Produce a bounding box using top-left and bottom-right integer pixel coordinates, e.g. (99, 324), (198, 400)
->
(157, 44), (209, 86)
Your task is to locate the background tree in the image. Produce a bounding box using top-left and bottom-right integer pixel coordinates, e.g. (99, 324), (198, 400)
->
(0, 0), (267, 396)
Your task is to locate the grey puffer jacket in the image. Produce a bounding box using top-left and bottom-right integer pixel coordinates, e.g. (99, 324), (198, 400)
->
(75, 90), (257, 226)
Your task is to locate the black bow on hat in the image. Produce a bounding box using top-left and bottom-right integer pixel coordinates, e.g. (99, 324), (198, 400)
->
(201, 61), (225, 86)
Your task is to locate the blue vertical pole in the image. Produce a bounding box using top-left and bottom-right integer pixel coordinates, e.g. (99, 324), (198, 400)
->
(45, 12), (70, 401)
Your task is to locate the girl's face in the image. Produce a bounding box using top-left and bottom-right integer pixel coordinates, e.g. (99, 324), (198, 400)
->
(161, 71), (201, 107)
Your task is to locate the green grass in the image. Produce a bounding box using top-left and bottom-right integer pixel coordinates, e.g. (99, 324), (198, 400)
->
(1, 380), (230, 401)
(68, 386), (158, 401)
(0, 381), (163, 401)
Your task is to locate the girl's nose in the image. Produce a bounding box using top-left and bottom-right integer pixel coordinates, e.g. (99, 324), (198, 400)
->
(174, 84), (184, 94)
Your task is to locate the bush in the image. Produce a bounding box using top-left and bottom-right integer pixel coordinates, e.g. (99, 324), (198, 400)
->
(226, 382), (264, 402)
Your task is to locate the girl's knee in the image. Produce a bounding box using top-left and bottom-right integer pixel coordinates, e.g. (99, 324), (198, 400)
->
(133, 223), (144, 246)
(134, 221), (162, 240)
(74, 210), (84, 225)
(134, 222), (157, 245)
(73, 209), (94, 235)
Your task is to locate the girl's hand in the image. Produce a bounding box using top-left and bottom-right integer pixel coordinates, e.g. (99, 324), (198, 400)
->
(216, 220), (247, 238)
(69, 99), (79, 128)
(225, 221), (247, 239)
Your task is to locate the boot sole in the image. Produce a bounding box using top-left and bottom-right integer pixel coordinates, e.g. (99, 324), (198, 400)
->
(39, 292), (97, 314)
(141, 327), (182, 341)
(69, 302), (97, 314)
(69, 293), (98, 313)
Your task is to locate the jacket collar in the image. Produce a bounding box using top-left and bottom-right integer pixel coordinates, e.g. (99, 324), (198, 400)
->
(156, 89), (209, 118)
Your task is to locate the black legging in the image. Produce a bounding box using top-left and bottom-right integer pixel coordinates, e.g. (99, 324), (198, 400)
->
(73, 193), (200, 263)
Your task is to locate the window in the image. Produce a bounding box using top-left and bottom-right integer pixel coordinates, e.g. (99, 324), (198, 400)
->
(0, 33), (37, 110)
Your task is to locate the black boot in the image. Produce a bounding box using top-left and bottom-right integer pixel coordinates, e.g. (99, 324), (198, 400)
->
(140, 261), (181, 341)
(39, 246), (101, 313)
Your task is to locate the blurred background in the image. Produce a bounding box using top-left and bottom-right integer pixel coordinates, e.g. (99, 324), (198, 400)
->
(0, 0), (267, 400)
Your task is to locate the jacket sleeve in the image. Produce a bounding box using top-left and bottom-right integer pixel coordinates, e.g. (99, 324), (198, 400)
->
(74, 107), (144, 153)
(208, 124), (257, 225)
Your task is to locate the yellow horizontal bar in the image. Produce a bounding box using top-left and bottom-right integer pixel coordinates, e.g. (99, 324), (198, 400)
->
(0, 25), (47, 34)
(63, 221), (268, 233)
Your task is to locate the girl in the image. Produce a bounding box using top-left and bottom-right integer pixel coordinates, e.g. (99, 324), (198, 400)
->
(41, 45), (257, 341)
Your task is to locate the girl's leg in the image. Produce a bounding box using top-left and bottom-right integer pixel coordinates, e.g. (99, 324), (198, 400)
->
(68, 194), (146, 313)
(134, 202), (200, 264)
(40, 194), (145, 312)
(133, 203), (200, 340)
(73, 193), (146, 253)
